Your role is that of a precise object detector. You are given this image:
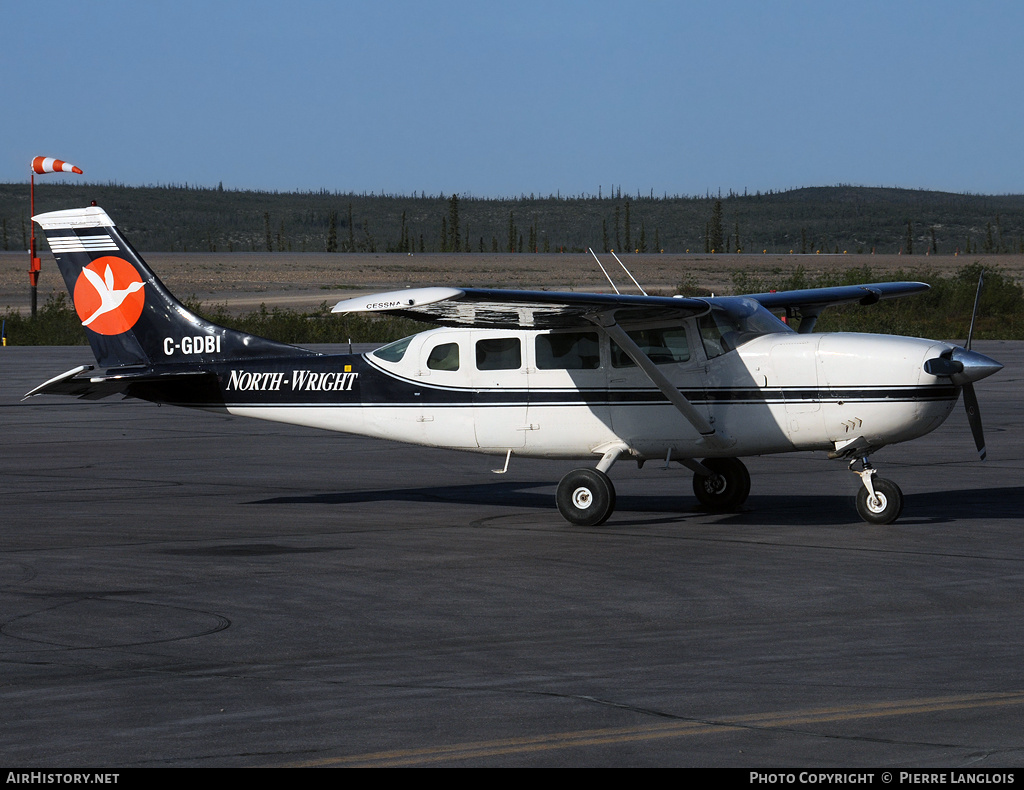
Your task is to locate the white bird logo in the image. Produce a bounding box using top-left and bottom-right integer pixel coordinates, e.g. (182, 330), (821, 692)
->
(80, 263), (145, 327)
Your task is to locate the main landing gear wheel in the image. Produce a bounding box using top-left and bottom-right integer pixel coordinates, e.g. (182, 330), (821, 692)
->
(692, 458), (751, 510)
(556, 468), (616, 526)
(855, 477), (904, 525)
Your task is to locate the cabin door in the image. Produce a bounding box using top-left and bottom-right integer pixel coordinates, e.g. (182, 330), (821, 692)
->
(414, 334), (478, 448)
(469, 332), (530, 449)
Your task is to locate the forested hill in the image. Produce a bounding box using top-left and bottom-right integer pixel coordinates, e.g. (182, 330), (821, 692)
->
(2, 183), (1023, 256)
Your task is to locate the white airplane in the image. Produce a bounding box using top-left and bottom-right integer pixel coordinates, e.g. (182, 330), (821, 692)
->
(28, 205), (1002, 526)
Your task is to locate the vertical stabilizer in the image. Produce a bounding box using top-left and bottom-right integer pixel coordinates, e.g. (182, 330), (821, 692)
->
(33, 206), (314, 368)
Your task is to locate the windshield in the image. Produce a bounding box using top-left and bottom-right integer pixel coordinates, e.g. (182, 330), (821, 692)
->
(698, 297), (794, 359)
(372, 335), (413, 363)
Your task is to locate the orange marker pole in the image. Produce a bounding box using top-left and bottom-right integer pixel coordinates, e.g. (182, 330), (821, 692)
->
(29, 173), (42, 318)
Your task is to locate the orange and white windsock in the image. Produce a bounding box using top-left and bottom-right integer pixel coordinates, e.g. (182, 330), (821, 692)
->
(32, 156), (83, 175)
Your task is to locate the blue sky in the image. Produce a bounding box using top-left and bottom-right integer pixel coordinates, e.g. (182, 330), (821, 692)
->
(3, 0), (1022, 197)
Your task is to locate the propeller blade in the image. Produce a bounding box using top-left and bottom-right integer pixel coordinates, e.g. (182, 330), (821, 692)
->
(959, 273), (993, 461)
(966, 271), (984, 350)
(963, 382), (987, 460)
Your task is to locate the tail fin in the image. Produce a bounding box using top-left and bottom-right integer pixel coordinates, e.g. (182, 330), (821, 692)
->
(33, 206), (313, 368)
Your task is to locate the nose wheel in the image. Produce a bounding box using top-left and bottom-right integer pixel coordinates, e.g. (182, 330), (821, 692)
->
(851, 458), (904, 525)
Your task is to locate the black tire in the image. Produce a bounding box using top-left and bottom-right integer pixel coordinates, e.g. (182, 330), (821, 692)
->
(556, 468), (616, 526)
(855, 477), (904, 525)
(692, 457), (751, 509)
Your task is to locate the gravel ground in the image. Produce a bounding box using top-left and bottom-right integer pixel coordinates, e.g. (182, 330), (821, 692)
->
(3, 250), (1020, 315)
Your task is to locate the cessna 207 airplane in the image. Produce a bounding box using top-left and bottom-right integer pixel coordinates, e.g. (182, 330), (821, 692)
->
(28, 205), (1002, 526)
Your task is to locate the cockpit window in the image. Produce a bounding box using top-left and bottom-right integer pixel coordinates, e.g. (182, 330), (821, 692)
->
(698, 298), (793, 359)
(372, 335), (413, 363)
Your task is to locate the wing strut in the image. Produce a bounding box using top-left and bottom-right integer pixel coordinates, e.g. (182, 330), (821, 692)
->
(592, 316), (734, 451)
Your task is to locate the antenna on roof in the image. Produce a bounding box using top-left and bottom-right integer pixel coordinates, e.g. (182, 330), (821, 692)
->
(587, 248), (621, 294)
(609, 250), (648, 296)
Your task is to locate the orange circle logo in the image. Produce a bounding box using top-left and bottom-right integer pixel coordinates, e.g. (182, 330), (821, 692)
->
(73, 256), (146, 336)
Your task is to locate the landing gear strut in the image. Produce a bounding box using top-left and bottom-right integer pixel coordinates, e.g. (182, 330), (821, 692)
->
(850, 457), (903, 525)
(692, 457), (751, 510)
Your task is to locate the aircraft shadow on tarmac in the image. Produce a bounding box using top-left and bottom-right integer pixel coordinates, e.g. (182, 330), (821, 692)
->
(250, 483), (1024, 527)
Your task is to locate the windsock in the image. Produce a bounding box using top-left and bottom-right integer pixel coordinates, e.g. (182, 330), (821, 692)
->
(32, 157), (83, 175)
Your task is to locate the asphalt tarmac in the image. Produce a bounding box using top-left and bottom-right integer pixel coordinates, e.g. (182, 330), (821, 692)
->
(2, 342), (1022, 768)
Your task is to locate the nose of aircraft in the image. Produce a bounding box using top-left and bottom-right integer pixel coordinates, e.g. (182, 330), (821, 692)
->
(922, 346), (1001, 461)
(924, 348), (1003, 385)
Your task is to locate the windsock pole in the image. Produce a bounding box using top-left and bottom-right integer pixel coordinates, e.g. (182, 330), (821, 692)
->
(29, 157), (83, 318)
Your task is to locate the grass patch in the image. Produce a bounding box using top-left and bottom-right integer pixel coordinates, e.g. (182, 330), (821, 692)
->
(1, 293), (89, 345)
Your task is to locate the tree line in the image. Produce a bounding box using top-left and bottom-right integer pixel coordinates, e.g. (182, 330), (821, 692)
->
(2, 183), (1023, 256)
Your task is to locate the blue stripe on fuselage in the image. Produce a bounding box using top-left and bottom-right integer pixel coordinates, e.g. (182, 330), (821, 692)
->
(132, 352), (961, 410)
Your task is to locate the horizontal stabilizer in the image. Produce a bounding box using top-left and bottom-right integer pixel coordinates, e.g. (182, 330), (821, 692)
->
(25, 366), (218, 401)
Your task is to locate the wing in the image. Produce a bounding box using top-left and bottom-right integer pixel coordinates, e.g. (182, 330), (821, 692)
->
(332, 287), (711, 329)
(744, 281), (929, 333)
(746, 281), (928, 310)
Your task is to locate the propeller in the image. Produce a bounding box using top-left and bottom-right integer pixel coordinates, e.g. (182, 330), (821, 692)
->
(922, 272), (1002, 460)
(923, 346), (1000, 458)
(962, 272), (993, 460)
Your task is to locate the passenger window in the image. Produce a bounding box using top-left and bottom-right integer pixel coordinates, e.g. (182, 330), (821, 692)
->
(611, 327), (690, 367)
(476, 338), (521, 370)
(426, 342), (460, 371)
(536, 332), (599, 370)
